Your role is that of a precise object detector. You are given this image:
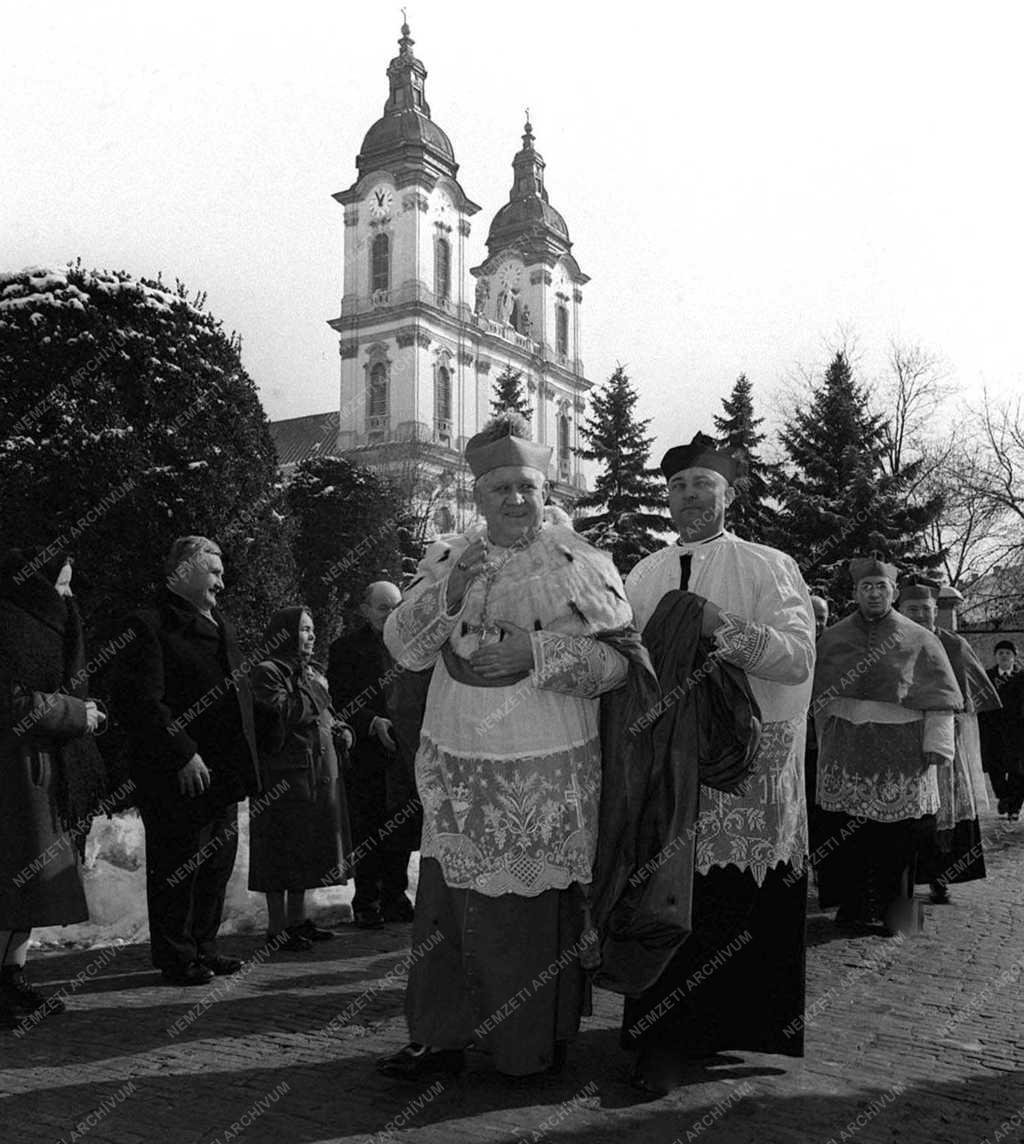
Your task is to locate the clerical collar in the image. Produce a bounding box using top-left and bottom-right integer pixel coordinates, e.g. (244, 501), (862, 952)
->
(675, 531), (724, 550)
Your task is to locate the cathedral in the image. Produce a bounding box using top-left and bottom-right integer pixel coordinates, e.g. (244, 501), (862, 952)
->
(271, 21), (592, 531)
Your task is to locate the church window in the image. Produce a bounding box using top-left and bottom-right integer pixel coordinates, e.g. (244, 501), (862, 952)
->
(558, 412), (571, 477)
(371, 233), (390, 295)
(368, 362), (389, 419)
(556, 303), (569, 357)
(435, 238), (451, 303)
(436, 366), (452, 423)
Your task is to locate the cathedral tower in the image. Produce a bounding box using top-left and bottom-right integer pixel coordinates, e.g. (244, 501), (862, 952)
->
(327, 23), (591, 524)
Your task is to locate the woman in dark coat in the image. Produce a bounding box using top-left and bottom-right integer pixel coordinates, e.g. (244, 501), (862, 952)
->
(248, 607), (353, 951)
(0, 550), (107, 1025)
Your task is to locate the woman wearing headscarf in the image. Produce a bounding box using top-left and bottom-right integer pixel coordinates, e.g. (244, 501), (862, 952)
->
(248, 606), (353, 950)
(0, 549), (108, 1026)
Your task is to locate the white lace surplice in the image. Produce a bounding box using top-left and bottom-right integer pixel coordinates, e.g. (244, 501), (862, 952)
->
(626, 533), (816, 885)
(384, 523), (632, 898)
(816, 698), (952, 822)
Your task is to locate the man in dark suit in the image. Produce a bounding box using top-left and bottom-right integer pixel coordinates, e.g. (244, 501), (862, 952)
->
(328, 581), (415, 927)
(980, 639), (1024, 821)
(111, 536), (260, 984)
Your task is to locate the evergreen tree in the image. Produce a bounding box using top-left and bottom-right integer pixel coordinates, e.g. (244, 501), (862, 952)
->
(0, 262), (296, 649)
(286, 455), (409, 641)
(775, 351), (943, 601)
(489, 364), (533, 423)
(575, 366), (671, 574)
(713, 373), (776, 543)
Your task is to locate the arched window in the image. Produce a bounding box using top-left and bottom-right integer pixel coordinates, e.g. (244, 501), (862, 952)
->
(435, 238), (451, 303)
(435, 366), (452, 423)
(558, 412), (571, 477)
(371, 234), (390, 295)
(368, 362), (388, 418)
(555, 303), (569, 357)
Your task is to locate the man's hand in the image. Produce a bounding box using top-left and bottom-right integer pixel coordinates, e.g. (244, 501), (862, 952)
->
(468, 621), (535, 679)
(178, 754), (211, 797)
(446, 539), (488, 610)
(701, 600), (723, 638)
(84, 700), (105, 734)
(333, 721), (355, 751)
(370, 716), (397, 752)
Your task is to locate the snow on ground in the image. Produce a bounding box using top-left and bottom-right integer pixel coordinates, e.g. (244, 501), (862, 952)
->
(31, 804), (420, 951)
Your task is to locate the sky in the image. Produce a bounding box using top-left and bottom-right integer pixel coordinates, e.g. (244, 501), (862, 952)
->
(4, 0), (1022, 460)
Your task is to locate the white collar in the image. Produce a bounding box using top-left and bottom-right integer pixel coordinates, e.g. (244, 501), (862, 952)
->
(674, 530), (726, 553)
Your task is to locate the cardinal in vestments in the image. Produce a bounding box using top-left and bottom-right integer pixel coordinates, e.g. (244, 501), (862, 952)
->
(376, 414), (653, 1081)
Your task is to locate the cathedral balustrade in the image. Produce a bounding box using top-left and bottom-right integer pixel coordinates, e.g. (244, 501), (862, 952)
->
(476, 314), (538, 354)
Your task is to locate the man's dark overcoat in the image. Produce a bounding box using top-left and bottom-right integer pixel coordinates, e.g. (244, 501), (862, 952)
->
(979, 665), (1024, 778)
(327, 621), (419, 849)
(113, 590), (259, 820)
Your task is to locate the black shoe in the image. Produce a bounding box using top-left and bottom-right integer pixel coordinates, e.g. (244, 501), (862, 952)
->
(199, 954), (243, 975)
(929, 882), (950, 905)
(377, 1043), (465, 1079)
(628, 1047), (673, 1097)
(354, 907), (384, 929)
(266, 929), (312, 953)
(1, 972), (66, 1015)
(290, 919), (335, 942)
(380, 897), (414, 924)
(160, 961), (215, 987)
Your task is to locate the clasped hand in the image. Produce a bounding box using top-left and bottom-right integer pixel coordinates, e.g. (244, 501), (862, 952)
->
(468, 621), (535, 679)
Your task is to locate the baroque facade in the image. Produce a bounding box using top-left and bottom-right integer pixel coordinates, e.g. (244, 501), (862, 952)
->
(319, 21), (591, 529)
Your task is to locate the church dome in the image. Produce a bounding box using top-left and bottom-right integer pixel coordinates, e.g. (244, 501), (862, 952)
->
(484, 120), (573, 261)
(359, 109), (455, 172)
(487, 195), (569, 246)
(354, 23), (459, 182)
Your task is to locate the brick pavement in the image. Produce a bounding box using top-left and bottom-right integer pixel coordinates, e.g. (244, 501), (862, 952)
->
(1, 812), (1022, 1144)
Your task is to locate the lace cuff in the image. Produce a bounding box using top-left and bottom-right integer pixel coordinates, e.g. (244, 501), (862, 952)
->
(390, 577), (463, 670)
(712, 610), (771, 672)
(531, 632), (629, 699)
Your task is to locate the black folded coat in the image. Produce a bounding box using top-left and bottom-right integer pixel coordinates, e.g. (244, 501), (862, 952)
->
(590, 589), (761, 997)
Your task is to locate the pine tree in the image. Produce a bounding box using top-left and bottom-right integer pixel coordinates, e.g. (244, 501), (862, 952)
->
(489, 364), (533, 423)
(575, 366), (671, 574)
(713, 373), (776, 543)
(775, 351), (944, 601)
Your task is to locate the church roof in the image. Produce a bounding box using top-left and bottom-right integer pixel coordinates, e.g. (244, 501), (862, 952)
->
(355, 22), (458, 183)
(485, 119), (574, 263)
(269, 410), (340, 469)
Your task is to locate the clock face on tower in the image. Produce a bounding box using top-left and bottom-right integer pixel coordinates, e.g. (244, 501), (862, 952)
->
(497, 261), (522, 291)
(368, 185), (393, 221)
